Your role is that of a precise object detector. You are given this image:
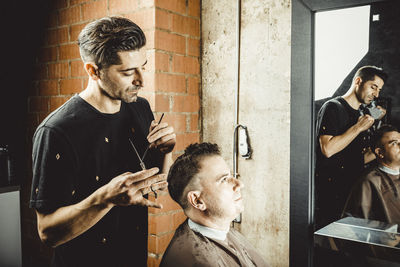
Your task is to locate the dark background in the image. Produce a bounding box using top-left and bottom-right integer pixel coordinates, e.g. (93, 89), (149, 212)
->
(0, 0), (52, 186)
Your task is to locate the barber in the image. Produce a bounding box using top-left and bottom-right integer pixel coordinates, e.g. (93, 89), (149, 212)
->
(29, 17), (175, 267)
(315, 65), (388, 228)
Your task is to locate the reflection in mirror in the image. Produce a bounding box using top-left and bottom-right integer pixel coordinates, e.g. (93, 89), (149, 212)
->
(313, 0), (400, 266)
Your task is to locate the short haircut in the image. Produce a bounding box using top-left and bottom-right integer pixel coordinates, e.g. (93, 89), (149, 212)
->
(353, 65), (388, 84)
(372, 124), (398, 151)
(167, 143), (221, 209)
(78, 16), (146, 70)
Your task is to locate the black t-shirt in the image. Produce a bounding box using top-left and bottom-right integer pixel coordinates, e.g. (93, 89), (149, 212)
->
(315, 97), (369, 226)
(30, 95), (163, 267)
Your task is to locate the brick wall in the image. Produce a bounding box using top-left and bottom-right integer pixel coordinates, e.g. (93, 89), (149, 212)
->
(24, 0), (201, 266)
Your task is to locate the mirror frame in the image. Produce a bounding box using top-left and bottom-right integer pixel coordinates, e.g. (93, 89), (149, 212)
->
(290, 0), (388, 266)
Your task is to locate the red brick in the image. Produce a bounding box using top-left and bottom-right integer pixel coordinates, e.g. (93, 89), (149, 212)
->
(59, 44), (80, 60)
(190, 113), (199, 131)
(187, 76), (199, 95)
(147, 255), (162, 267)
(29, 97), (49, 112)
(155, 8), (171, 31)
(60, 78), (83, 94)
(172, 55), (199, 75)
(173, 210), (187, 228)
(155, 0), (186, 15)
(46, 27), (69, 45)
(148, 192), (182, 214)
(38, 47), (58, 62)
(153, 52), (170, 72)
(34, 65), (48, 80)
(48, 62), (69, 78)
(188, 37), (200, 57)
(39, 80), (59, 96)
(82, 0), (107, 21)
(71, 60), (86, 77)
(171, 14), (199, 37)
(125, 9), (155, 31)
(70, 23), (86, 42)
(70, 0), (89, 5)
(148, 232), (174, 254)
(50, 96), (70, 111)
(172, 95), (199, 112)
(109, 0), (139, 15)
(38, 112), (52, 124)
(59, 5), (81, 26)
(54, 0), (68, 9)
(154, 94), (170, 112)
(155, 73), (185, 93)
(165, 113), (186, 133)
(175, 132), (199, 151)
(148, 213), (174, 234)
(47, 12), (58, 28)
(188, 0), (200, 18)
(155, 30), (185, 54)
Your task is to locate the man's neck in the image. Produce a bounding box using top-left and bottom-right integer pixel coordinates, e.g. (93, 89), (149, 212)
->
(342, 89), (362, 110)
(188, 219), (229, 241)
(79, 79), (121, 114)
(379, 161), (400, 174)
(187, 212), (231, 232)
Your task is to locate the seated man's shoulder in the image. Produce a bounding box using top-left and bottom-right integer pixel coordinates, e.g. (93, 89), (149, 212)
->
(362, 167), (385, 185)
(160, 221), (221, 267)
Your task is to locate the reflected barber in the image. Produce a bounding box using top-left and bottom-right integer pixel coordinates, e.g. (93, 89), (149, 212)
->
(315, 65), (388, 228)
(29, 17), (176, 267)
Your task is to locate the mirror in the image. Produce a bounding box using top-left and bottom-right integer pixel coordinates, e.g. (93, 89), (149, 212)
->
(313, 0), (400, 265)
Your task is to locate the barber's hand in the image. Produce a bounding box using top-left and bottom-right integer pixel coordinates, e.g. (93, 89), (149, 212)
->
(376, 105), (386, 120)
(356, 114), (375, 132)
(147, 120), (176, 154)
(102, 167), (167, 209)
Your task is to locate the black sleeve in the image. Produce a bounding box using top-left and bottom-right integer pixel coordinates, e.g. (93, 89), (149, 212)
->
(30, 126), (77, 213)
(317, 101), (340, 137)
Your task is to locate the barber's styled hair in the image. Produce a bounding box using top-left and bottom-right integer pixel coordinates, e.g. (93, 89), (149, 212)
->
(372, 124), (398, 151)
(353, 65), (388, 84)
(78, 16), (146, 70)
(168, 143), (221, 209)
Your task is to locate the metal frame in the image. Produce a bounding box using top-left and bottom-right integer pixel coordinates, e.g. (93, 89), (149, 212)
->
(290, 0), (387, 266)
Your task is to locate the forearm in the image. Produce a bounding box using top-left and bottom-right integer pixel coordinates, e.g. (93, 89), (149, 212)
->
(37, 186), (112, 247)
(162, 152), (173, 174)
(320, 124), (361, 158)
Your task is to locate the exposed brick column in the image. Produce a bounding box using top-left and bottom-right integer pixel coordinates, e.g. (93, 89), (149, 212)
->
(147, 1), (201, 266)
(25, 0), (201, 266)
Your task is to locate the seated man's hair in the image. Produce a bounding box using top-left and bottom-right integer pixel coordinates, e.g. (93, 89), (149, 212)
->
(168, 142), (220, 209)
(78, 16), (146, 70)
(372, 124), (398, 151)
(353, 65), (388, 84)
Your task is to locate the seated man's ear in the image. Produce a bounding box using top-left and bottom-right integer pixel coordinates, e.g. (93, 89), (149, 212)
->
(375, 147), (384, 159)
(84, 62), (100, 80)
(187, 191), (206, 211)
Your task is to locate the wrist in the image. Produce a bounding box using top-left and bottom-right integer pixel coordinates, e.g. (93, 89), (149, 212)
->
(92, 185), (114, 209)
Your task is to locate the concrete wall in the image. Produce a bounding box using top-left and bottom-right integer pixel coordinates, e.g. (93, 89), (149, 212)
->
(202, 0), (291, 266)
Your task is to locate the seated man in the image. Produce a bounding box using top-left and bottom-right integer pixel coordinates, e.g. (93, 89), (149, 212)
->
(161, 142), (269, 267)
(343, 125), (400, 223)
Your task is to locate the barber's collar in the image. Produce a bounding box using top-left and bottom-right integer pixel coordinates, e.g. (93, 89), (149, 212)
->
(379, 165), (400, 176)
(188, 219), (229, 241)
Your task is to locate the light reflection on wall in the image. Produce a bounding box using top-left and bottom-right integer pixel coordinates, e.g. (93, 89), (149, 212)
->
(314, 5), (370, 101)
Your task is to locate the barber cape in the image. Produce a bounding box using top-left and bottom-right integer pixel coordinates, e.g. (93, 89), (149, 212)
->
(160, 219), (269, 267)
